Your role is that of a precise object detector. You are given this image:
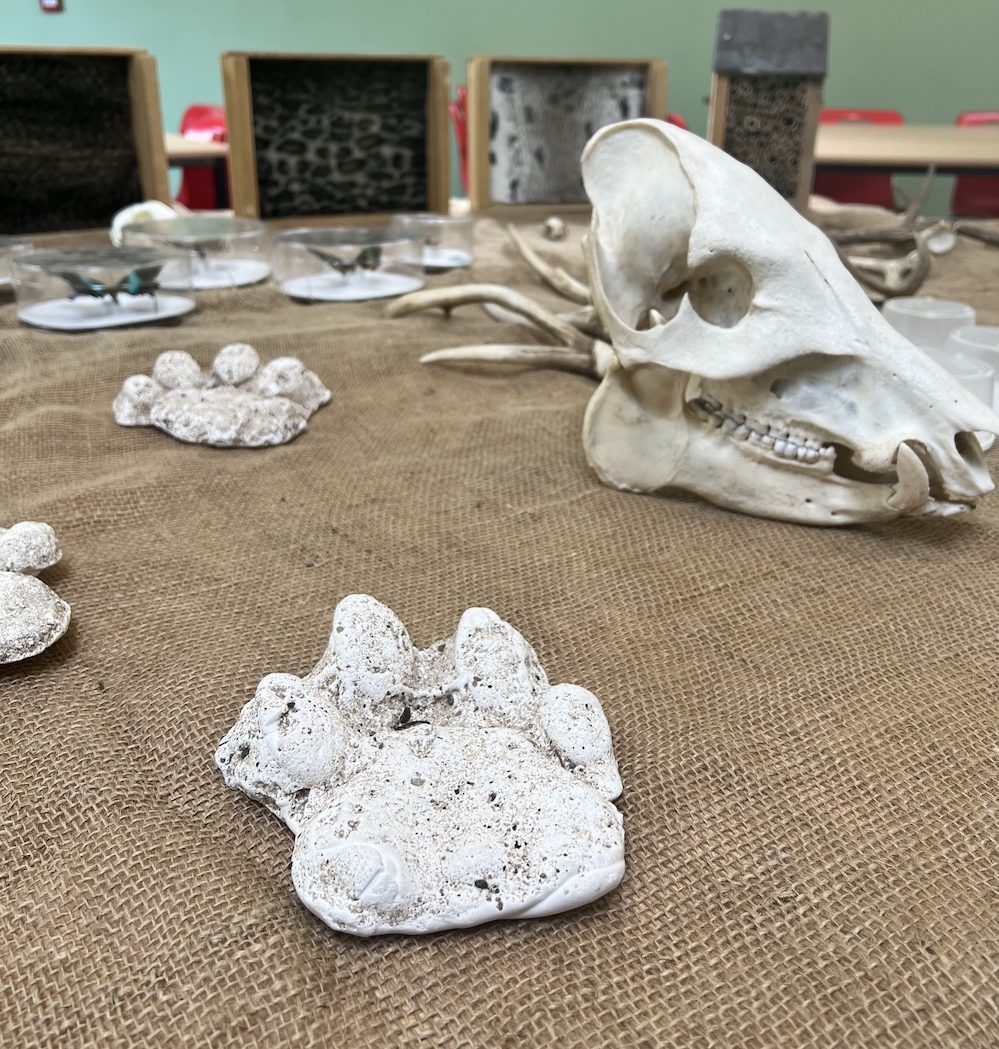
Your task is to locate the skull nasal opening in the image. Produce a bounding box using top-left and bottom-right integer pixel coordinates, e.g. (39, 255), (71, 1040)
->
(638, 254), (754, 331)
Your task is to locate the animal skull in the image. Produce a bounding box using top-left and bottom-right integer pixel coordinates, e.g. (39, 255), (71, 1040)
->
(581, 120), (999, 524)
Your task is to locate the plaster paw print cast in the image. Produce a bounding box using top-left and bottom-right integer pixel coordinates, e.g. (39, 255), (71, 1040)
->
(216, 594), (624, 936)
(0, 522), (71, 665)
(392, 119), (999, 526)
(113, 344), (331, 447)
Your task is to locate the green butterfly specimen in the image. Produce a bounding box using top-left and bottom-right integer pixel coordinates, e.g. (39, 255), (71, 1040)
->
(307, 244), (383, 276)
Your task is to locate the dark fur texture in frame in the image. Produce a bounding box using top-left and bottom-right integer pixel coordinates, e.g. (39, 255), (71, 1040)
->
(0, 54), (142, 234)
(249, 58), (430, 219)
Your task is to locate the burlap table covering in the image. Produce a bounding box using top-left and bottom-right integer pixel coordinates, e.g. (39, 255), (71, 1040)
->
(2, 219), (998, 1048)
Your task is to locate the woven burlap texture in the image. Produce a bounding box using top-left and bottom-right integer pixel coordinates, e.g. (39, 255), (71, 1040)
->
(2, 219), (998, 1048)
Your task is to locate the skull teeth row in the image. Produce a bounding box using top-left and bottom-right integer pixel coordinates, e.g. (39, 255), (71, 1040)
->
(691, 397), (835, 465)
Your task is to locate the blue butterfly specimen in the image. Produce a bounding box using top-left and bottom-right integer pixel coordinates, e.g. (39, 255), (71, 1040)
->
(50, 264), (163, 307)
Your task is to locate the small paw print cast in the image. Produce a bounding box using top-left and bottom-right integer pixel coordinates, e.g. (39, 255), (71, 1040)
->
(0, 522), (71, 665)
(113, 343), (331, 448)
(216, 594), (624, 936)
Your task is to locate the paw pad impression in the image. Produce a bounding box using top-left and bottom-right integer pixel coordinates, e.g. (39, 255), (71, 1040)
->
(113, 344), (331, 447)
(216, 594), (624, 936)
(0, 522), (71, 665)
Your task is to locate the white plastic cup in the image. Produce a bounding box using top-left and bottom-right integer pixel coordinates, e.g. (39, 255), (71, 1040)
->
(883, 297), (976, 350)
(921, 346), (994, 406)
(921, 344), (995, 450)
(0, 234), (32, 287)
(945, 326), (999, 413)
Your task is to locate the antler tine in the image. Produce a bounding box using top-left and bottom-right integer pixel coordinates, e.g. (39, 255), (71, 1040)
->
(839, 239), (932, 299)
(954, 222), (999, 249)
(479, 302), (607, 340)
(560, 304), (606, 339)
(899, 165), (937, 231)
(420, 343), (599, 376)
(505, 224), (592, 305)
(387, 284), (590, 350)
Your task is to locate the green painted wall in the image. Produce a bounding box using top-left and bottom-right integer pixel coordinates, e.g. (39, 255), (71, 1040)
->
(4, 0), (997, 207)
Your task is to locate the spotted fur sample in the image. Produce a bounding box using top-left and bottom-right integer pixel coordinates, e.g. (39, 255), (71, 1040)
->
(250, 59), (430, 219)
(0, 54), (142, 234)
(488, 64), (648, 205)
(721, 75), (815, 202)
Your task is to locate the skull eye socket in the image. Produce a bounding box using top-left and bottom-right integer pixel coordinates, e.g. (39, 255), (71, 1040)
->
(639, 255), (754, 331)
(686, 256), (754, 327)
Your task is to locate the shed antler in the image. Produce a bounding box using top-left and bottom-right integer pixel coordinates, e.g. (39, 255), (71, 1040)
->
(386, 284), (610, 377)
(388, 225), (612, 378)
(388, 284), (589, 349)
(826, 167), (936, 299)
(504, 224), (591, 304)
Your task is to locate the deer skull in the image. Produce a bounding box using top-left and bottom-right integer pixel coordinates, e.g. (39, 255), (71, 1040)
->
(581, 120), (999, 524)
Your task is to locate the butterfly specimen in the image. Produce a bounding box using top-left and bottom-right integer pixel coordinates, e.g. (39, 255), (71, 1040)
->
(307, 244), (383, 276)
(50, 264), (163, 307)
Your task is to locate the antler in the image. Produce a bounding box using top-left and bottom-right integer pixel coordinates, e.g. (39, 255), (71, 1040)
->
(504, 224), (591, 304)
(420, 343), (601, 375)
(836, 237), (933, 299)
(387, 226), (610, 378)
(387, 284), (590, 350)
(953, 222), (999, 249)
(827, 166), (936, 299)
(387, 284), (610, 378)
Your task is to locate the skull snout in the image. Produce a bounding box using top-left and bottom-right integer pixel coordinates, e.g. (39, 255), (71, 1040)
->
(910, 432), (994, 505)
(885, 434), (992, 517)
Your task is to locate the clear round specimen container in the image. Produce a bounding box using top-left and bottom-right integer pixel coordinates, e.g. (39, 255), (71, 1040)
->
(272, 228), (425, 302)
(945, 326), (999, 413)
(922, 346), (994, 407)
(882, 296), (976, 351)
(390, 213), (474, 272)
(121, 216), (271, 290)
(0, 235), (32, 289)
(12, 246), (195, 331)
(922, 342), (996, 451)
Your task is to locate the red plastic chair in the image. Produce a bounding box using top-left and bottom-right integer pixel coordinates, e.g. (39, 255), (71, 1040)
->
(812, 108), (904, 211)
(175, 104), (228, 210)
(951, 111), (999, 218)
(449, 86), (469, 193)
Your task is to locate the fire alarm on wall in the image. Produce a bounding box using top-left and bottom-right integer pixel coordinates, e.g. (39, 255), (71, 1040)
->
(40, 0), (64, 11)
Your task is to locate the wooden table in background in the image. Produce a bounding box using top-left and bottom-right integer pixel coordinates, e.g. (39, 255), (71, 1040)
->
(814, 123), (999, 176)
(162, 125), (999, 210)
(164, 132), (231, 207)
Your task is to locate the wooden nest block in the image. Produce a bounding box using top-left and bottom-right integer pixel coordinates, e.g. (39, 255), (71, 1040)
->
(707, 10), (829, 210)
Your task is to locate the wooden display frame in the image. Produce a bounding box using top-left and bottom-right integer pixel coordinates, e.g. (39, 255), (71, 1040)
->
(466, 55), (668, 216)
(705, 11), (828, 212)
(707, 72), (822, 212)
(0, 45), (170, 224)
(221, 51), (450, 225)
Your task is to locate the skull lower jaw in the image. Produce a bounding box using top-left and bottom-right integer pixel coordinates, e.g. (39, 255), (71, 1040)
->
(585, 371), (986, 526)
(679, 396), (988, 524)
(675, 429), (911, 525)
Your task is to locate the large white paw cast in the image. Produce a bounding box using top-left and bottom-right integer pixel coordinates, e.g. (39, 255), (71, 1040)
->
(0, 522), (71, 665)
(112, 344), (331, 447)
(216, 594), (625, 936)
